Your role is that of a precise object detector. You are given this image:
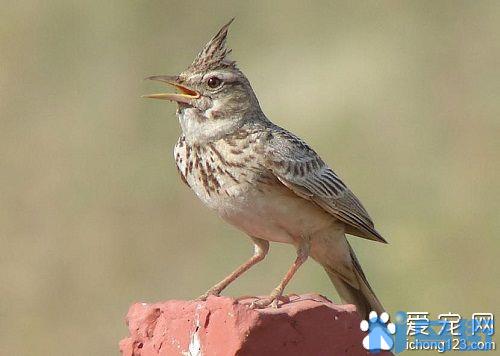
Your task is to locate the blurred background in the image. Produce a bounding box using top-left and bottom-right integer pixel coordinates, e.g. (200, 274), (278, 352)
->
(1, 1), (499, 355)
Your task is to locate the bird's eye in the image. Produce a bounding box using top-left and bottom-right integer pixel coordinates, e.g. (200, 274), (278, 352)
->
(207, 76), (223, 89)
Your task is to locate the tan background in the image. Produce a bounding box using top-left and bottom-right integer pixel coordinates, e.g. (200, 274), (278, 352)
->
(1, 1), (499, 355)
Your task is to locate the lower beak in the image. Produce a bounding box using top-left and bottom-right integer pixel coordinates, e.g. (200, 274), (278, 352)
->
(142, 75), (200, 104)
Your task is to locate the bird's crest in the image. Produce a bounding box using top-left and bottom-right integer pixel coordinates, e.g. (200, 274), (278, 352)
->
(189, 18), (236, 72)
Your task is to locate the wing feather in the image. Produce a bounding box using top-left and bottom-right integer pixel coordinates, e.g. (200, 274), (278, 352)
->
(264, 127), (387, 243)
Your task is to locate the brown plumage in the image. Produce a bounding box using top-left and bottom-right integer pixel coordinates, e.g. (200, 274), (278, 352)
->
(144, 19), (387, 318)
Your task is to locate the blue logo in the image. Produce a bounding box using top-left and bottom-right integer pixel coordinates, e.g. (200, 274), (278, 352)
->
(360, 311), (396, 352)
(393, 312), (496, 353)
(360, 311), (496, 353)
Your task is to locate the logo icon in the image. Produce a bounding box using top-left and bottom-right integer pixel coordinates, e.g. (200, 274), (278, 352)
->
(361, 311), (396, 352)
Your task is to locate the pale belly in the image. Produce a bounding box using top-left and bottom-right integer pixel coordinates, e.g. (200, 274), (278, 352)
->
(174, 136), (336, 245)
(216, 181), (335, 245)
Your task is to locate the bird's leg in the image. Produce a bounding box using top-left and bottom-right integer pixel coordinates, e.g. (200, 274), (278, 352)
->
(197, 237), (269, 301)
(250, 239), (310, 309)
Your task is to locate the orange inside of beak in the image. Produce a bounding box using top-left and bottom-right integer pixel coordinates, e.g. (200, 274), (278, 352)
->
(174, 83), (199, 98)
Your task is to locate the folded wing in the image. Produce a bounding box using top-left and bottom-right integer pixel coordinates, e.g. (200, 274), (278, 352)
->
(263, 127), (387, 243)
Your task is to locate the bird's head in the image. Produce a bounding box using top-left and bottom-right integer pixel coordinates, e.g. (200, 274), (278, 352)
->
(144, 19), (263, 142)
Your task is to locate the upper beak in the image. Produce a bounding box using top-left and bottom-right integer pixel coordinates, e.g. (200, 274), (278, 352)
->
(142, 75), (200, 104)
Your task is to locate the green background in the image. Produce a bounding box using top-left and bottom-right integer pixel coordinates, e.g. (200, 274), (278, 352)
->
(1, 1), (498, 355)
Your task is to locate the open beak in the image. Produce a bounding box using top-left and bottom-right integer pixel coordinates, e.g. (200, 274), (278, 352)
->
(142, 75), (200, 104)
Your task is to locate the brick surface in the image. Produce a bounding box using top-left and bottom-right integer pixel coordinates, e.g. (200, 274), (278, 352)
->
(119, 294), (385, 356)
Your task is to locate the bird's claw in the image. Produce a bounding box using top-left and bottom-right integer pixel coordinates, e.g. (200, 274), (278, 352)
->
(250, 297), (276, 309)
(249, 291), (286, 309)
(196, 288), (221, 301)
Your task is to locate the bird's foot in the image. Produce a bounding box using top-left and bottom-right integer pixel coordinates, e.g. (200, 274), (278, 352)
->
(250, 296), (279, 309)
(196, 287), (221, 301)
(249, 289), (287, 309)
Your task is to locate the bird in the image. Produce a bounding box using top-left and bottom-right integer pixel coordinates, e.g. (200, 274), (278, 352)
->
(144, 19), (386, 318)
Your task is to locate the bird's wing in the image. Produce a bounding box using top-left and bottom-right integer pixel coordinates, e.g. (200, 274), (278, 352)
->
(263, 127), (387, 243)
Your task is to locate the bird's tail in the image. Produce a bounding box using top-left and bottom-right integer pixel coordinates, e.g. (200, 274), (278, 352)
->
(311, 231), (384, 319)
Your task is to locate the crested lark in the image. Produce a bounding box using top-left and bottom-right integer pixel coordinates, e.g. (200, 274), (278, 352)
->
(144, 19), (386, 317)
